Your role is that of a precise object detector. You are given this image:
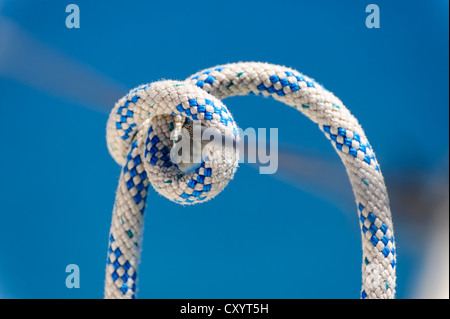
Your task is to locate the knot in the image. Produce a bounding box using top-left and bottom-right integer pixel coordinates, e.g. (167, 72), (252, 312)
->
(106, 80), (239, 205)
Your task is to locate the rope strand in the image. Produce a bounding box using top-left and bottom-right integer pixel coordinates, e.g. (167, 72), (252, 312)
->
(104, 62), (396, 299)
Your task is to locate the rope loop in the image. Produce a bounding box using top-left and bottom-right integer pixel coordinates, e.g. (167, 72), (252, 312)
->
(107, 80), (239, 204)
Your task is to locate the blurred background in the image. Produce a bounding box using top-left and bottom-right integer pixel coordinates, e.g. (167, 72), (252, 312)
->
(0, 0), (448, 299)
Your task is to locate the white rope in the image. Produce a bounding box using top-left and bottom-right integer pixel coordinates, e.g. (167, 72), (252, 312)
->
(104, 62), (397, 299)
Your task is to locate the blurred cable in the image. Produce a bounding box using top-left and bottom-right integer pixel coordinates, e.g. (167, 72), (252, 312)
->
(0, 15), (126, 113)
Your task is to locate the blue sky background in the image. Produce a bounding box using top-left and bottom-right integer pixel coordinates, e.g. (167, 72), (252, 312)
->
(0, 0), (448, 298)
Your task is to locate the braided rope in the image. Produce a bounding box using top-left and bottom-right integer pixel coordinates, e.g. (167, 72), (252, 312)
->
(104, 62), (396, 299)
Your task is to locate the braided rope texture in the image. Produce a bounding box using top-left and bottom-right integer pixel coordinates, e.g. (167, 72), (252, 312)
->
(105, 62), (396, 299)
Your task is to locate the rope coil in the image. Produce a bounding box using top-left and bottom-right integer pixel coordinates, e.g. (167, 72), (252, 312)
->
(105, 62), (397, 299)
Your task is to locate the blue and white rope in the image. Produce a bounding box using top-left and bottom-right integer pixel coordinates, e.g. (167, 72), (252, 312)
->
(105, 62), (396, 299)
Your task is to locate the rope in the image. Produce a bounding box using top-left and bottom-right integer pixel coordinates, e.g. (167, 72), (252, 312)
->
(104, 62), (397, 299)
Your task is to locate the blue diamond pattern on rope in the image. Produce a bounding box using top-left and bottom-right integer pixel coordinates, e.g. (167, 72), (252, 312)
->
(172, 98), (234, 129)
(191, 67), (224, 89)
(106, 234), (138, 299)
(322, 125), (380, 172)
(255, 71), (316, 97)
(144, 127), (173, 169)
(358, 203), (396, 269)
(115, 84), (151, 140)
(123, 140), (149, 215)
(177, 161), (212, 203)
